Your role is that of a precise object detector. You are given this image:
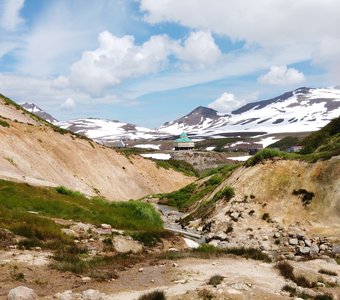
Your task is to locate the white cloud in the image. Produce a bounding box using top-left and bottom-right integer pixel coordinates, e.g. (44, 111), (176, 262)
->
(258, 65), (305, 85)
(208, 91), (259, 113)
(0, 0), (25, 31)
(61, 98), (76, 110)
(140, 0), (340, 83)
(66, 30), (222, 95)
(208, 92), (239, 113)
(174, 31), (222, 70)
(68, 31), (173, 95)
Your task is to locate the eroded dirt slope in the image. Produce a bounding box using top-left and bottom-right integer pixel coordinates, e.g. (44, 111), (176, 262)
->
(0, 98), (194, 200)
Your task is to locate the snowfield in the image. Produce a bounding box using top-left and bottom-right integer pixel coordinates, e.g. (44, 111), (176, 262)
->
(141, 153), (172, 160)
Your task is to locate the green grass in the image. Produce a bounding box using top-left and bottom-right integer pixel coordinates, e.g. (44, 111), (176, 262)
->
(130, 230), (174, 247)
(212, 186), (235, 202)
(245, 148), (296, 166)
(301, 116), (340, 154)
(0, 179), (163, 231)
(55, 186), (84, 197)
(267, 136), (301, 150)
(156, 159), (198, 177)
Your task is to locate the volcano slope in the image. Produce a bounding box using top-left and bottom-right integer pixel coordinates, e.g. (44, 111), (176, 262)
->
(0, 95), (194, 200)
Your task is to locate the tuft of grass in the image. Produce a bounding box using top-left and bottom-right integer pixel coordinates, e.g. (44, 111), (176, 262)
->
(245, 148), (295, 166)
(130, 230), (174, 247)
(208, 275), (224, 287)
(318, 269), (337, 276)
(277, 261), (315, 288)
(0, 119), (10, 127)
(158, 244), (271, 263)
(55, 186), (84, 197)
(212, 186), (235, 202)
(314, 295), (334, 300)
(138, 290), (166, 300)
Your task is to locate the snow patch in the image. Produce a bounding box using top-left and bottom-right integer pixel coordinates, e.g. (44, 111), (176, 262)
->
(134, 144), (160, 150)
(227, 155), (252, 161)
(141, 153), (171, 160)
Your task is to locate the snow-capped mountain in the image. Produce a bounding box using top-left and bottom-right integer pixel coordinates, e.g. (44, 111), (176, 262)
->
(160, 87), (340, 135)
(58, 118), (169, 143)
(20, 102), (58, 123)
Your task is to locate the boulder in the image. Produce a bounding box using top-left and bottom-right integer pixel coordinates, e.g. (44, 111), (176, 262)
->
(61, 228), (79, 238)
(310, 243), (319, 255)
(112, 236), (143, 254)
(82, 289), (106, 300)
(299, 247), (310, 255)
(8, 286), (38, 300)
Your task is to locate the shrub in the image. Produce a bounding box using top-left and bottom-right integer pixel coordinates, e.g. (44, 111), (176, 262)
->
(315, 295), (334, 300)
(138, 290), (166, 300)
(277, 261), (315, 288)
(262, 213), (270, 221)
(156, 159), (198, 177)
(208, 275), (224, 287)
(292, 189), (315, 206)
(212, 186), (235, 202)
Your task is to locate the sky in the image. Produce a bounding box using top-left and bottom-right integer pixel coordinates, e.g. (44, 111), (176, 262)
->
(0, 0), (339, 128)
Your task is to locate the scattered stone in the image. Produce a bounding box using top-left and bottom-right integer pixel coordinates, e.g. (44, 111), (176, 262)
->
(304, 239), (312, 247)
(262, 236), (268, 241)
(273, 232), (280, 238)
(168, 248), (179, 252)
(310, 243), (320, 255)
(172, 263), (178, 267)
(289, 238), (298, 245)
(230, 212), (240, 221)
(101, 224), (112, 229)
(61, 228), (79, 238)
(150, 279), (155, 283)
(299, 247), (310, 255)
(8, 286), (38, 300)
(81, 276), (91, 283)
(82, 289), (105, 299)
(174, 279), (186, 284)
(138, 268), (144, 272)
(319, 244), (328, 251)
(316, 282), (326, 288)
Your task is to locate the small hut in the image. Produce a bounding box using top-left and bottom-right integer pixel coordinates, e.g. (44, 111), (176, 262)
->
(174, 133), (195, 150)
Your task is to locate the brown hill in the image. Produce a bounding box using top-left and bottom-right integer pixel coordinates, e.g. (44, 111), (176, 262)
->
(0, 96), (194, 200)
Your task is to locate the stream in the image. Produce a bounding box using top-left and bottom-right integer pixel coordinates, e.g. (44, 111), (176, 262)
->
(154, 204), (205, 245)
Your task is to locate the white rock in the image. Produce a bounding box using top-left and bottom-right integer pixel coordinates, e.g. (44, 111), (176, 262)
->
(81, 276), (91, 283)
(101, 224), (112, 229)
(61, 228), (79, 238)
(172, 263), (179, 267)
(8, 286), (38, 300)
(112, 236), (143, 254)
(138, 268), (144, 272)
(289, 238), (298, 245)
(82, 289), (105, 300)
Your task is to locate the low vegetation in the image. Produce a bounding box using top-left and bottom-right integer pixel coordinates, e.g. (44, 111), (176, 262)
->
(267, 136), (301, 150)
(277, 261), (316, 288)
(245, 148), (294, 166)
(138, 290), (166, 300)
(0, 179), (163, 233)
(208, 274), (224, 287)
(156, 158), (198, 177)
(159, 244), (271, 263)
(319, 269), (337, 276)
(301, 116), (340, 154)
(292, 189), (315, 206)
(0, 118), (10, 127)
(212, 186), (235, 202)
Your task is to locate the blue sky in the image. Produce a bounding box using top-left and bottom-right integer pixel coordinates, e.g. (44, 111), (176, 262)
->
(0, 0), (339, 127)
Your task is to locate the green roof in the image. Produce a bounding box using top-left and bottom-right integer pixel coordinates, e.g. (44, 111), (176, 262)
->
(175, 132), (193, 142)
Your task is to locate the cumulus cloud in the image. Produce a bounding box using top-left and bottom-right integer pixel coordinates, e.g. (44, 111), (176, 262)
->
(140, 0), (340, 83)
(258, 65), (305, 85)
(208, 92), (239, 113)
(208, 92), (259, 113)
(0, 0), (25, 31)
(61, 98), (76, 110)
(174, 31), (222, 70)
(67, 30), (222, 95)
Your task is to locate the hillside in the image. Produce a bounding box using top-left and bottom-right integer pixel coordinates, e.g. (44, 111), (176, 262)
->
(0, 95), (194, 200)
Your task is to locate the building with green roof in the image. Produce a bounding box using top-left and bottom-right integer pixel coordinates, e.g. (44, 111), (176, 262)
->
(174, 133), (195, 150)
